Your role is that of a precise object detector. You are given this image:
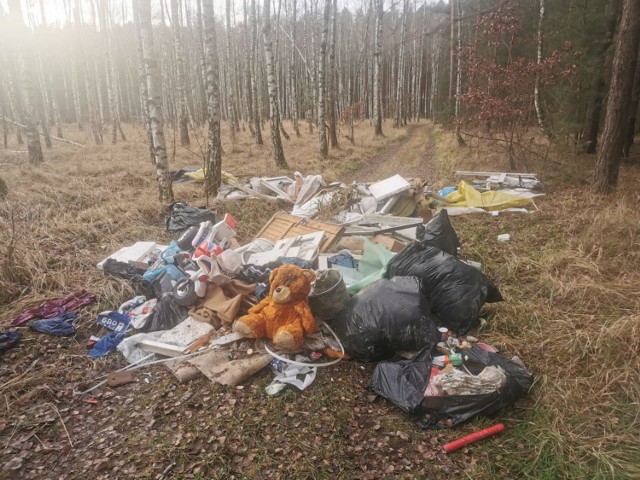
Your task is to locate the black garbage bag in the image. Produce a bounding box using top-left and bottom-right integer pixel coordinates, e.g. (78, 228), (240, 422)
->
(368, 345), (533, 428)
(332, 276), (439, 361)
(165, 201), (218, 234)
(103, 258), (147, 281)
(141, 293), (189, 332)
(386, 243), (503, 334)
(416, 210), (460, 256)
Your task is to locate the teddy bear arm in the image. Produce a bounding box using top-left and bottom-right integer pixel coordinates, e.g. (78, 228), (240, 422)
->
(233, 312), (266, 338)
(295, 303), (318, 334)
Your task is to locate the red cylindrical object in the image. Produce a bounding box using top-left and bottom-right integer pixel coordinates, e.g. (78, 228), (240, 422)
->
(443, 423), (505, 454)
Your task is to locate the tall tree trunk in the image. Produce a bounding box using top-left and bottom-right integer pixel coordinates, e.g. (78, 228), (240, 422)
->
(327, 0), (339, 148)
(622, 48), (640, 159)
(373, 0), (383, 136)
(172, 0), (190, 147)
(263, 0), (289, 168)
(592, 0), (640, 193)
(394, 0), (407, 128)
(134, 3), (154, 164)
(454, 0), (465, 146)
(534, 0), (552, 139)
(318, 0), (330, 158)
(8, 0), (43, 164)
(226, 0), (238, 149)
(585, 4), (619, 154)
(251, 0), (264, 144)
(202, 0), (223, 197)
(290, 0), (300, 136)
(138, 0), (174, 203)
(100, 0), (124, 145)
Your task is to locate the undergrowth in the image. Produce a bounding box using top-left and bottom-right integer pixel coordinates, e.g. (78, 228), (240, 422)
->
(434, 129), (640, 478)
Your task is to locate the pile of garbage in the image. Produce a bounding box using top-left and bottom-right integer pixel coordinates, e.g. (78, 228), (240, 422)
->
(3, 171), (539, 428)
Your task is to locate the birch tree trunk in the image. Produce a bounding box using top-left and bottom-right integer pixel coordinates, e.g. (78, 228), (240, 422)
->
(203, 0), (223, 197)
(454, 0), (465, 146)
(8, 0), (43, 164)
(263, 0), (289, 168)
(373, 0), (383, 136)
(592, 0), (640, 193)
(99, 0), (124, 144)
(534, 0), (552, 139)
(327, 0), (339, 148)
(138, 0), (174, 203)
(394, 0), (407, 128)
(133, 3), (154, 164)
(318, 0), (330, 158)
(251, 0), (264, 145)
(226, 0), (238, 149)
(172, 0), (190, 147)
(290, 0), (301, 136)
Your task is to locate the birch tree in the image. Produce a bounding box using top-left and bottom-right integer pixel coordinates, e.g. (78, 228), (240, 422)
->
(202, 0), (223, 196)
(172, 0), (190, 147)
(8, 0), (43, 164)
(263, 0), (289, 168)
(318, 0), (330, 158)
(372, 0), (383, 136)
(138, 0), (174, 203)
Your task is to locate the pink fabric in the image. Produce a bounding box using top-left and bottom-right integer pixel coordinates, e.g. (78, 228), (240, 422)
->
(10, 290), (96, 326)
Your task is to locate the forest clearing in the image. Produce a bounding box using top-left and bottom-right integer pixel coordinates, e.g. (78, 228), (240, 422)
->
(1, 0), (640, 478)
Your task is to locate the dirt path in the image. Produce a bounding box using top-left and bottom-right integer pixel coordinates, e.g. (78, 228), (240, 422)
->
(350, 122), (437, 182)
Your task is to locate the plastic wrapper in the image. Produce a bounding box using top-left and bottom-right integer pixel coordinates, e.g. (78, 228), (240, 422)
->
(334, 238), (396, 294)
(332, 276), (439, 361)
(386, 243), (502, 334)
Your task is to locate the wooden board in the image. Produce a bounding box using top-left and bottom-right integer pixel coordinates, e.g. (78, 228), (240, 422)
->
(253, 212), (344, 253)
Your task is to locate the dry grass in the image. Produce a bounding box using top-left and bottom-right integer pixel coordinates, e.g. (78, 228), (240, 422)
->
(433, 131), (640, 478)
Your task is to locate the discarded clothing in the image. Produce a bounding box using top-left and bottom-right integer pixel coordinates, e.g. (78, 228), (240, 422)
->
(29, 313), (78, 336)
(142, 241), (186, 284)
(10, 290), (96, 326)
(90, 332), (127, 358)
(0, 331), (22, 353)
(328, 251), (358, 269)
(96, 311), (131, 334)
(189, 281), (255, 328)
(237, 259), (313, 300)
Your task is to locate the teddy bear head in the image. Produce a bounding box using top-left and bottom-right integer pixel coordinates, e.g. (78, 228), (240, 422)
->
(268, 264), (316, 304)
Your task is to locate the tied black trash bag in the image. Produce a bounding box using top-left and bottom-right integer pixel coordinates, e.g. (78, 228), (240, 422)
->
(368, 345), (533, 428)
(332, 277), (439, 361)
(416, 210), (461, 256)
(386, 243), (503, 334)
(165, 201), (218, 234)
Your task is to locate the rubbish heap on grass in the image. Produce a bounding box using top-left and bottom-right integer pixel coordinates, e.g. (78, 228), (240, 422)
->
(5, 172), (539, 428)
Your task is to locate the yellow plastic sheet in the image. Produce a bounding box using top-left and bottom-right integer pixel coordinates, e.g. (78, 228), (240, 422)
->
(443, 181), (532, 211)
(184, 169), (238, 184)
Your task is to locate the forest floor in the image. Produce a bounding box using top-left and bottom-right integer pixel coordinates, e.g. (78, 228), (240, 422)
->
(1, 120), (639, 479)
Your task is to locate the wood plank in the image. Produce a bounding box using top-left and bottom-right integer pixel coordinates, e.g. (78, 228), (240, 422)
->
(253, 212), (344, 253)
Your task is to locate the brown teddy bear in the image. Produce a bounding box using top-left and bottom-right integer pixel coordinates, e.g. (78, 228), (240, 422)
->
(233, 264), (317, 351)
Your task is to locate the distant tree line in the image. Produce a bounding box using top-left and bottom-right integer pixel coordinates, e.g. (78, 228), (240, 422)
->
(0, 0), (638, 199)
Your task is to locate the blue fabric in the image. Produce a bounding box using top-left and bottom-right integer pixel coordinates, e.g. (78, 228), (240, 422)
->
(328, 252), (358, 269)
(0, 331), (22, 353)
(142, 242), (186, 282)
(29, 313), (77, 336)
(438, 186), (457, 196)
(96, 311), (131, 334)
(89, 332), (127, 358)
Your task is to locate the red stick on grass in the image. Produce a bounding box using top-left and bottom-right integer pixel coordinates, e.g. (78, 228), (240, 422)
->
(443, 423), (505, 454)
